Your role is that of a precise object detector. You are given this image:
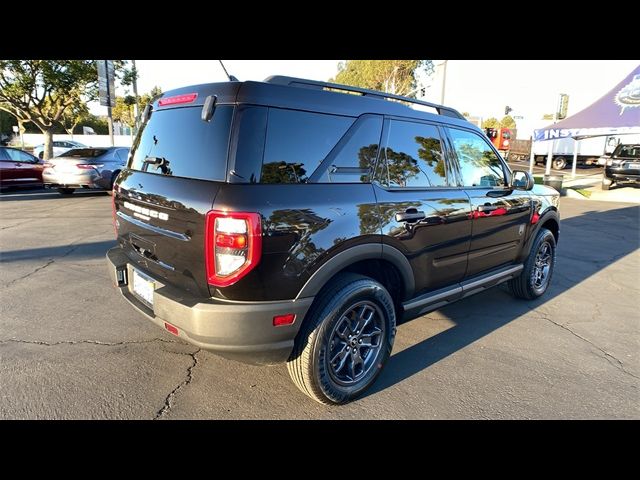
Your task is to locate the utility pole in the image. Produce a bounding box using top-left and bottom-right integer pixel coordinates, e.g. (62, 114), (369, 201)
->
(439, 60), (448, 104)
(132, 59), (140, 131)
(98, 60), (115, 146)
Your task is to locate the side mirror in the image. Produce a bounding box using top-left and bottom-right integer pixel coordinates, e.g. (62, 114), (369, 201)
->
(511, 170), (534, 191)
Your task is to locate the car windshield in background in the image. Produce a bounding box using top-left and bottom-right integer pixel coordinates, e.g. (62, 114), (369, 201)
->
(63, 148), (108, 157)
(614, 145), (640, 158)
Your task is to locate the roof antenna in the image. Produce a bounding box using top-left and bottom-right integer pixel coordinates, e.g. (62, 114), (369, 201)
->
(218, 60), (239, 82)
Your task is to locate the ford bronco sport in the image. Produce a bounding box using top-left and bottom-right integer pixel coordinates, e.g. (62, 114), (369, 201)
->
(107, 76), (560, 404)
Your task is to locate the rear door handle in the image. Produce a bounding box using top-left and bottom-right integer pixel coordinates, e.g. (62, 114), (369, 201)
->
(395, 209), (426, 223)
(477, 205), (498, 213)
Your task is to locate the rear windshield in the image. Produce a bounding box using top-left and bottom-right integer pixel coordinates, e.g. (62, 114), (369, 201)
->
(613, 144), (640, 158)
(129, 105), (233, 181)
(64, 148), (108, 157)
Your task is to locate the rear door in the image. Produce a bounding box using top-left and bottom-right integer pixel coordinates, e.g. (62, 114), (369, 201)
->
(445, 126), (532, 277)
(114, 103), (234, 297)
(375, 118), (472, 296)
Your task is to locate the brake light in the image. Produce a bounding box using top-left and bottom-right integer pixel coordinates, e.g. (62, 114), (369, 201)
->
(158, 93), (198, 106)
(205, 211), (262, 287)
(77, 164), (102, 169)
(111, 185), (118, 237)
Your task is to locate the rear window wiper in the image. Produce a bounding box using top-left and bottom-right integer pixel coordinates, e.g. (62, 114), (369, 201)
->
(143, 156), (172, 175)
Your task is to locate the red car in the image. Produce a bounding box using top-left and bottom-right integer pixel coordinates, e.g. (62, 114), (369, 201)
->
(0, 147), (43, 190)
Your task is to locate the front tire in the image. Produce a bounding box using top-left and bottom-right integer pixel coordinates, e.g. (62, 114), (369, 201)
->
(287, 273), (396, 405)
(509, 228), (556, 300)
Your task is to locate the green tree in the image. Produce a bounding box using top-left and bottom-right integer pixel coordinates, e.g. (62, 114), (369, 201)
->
(482, 117), (500, 128)
(500, 115), (516, 129)
(0, 60), (99, 159)
(332, 60), (434, 98)
(112, 96), (136, 132)
(0, 60), (133, 159)
(59, 96), (89, 139)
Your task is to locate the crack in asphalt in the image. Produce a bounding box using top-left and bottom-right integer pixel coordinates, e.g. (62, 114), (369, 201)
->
(0, 220), (34, 231)
(2, 231), (114, 288)
(539, 313), (640, 381)
(3, 259), (56, 287)
(154, 349), (200, 420)
(0, 337), (179, 347)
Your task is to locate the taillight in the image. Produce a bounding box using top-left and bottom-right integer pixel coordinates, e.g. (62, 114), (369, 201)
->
(205, 211), (262, 287)
(112, 184), (119, 237)
(77, 164), (102, 169)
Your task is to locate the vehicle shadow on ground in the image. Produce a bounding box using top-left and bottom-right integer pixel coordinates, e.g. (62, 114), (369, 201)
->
(362, 204), (640, 399)
(0, 190), (109, 201)
(0, 240), (116, 263)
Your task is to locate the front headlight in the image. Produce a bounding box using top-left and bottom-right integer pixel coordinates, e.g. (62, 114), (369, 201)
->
(607, 159), (622, 167)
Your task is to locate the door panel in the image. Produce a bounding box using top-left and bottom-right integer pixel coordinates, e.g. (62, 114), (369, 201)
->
(4, 149), (41, 185)
(376, 186), (472, 294)
(465, 190), (532, 275)
(445, 127), (532, 277)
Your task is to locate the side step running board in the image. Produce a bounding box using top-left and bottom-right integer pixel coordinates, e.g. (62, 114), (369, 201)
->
(402, 264), (523, 320)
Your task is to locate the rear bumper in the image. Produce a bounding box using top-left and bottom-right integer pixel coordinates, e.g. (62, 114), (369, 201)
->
(106, 246), (313, 365)
(43, 170), (106, 189)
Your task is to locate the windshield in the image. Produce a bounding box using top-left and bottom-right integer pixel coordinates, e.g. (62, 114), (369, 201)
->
(613, 144), (640, 158)
(63, 148), (108, 157)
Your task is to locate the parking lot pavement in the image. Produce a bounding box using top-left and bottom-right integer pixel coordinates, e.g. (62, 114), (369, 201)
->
(1, 189), (638, 419)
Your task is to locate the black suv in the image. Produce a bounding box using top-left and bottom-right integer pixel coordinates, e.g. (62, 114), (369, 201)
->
(602, 144), (640, 190)
(107, 76), (560, 404)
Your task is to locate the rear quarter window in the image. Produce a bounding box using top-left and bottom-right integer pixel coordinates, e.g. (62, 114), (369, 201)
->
(129, 105), (233, 181)
(260, 108), (353, 183)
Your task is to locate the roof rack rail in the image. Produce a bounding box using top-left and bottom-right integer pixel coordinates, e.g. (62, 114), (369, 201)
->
(264, 75), (467, 121)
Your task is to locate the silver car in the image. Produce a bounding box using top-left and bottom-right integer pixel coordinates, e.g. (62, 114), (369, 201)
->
(42, 147), (130, 195)
(33, 140), (88, 159)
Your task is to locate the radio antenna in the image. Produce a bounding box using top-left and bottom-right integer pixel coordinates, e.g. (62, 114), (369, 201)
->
(218, 60), (238, 82)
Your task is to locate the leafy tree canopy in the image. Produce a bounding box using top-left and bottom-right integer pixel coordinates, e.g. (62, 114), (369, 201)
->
(332, 60), (434, 98)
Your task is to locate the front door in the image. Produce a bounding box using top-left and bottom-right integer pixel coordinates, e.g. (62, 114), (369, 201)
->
(445, 127), (532, 278)
(375, 119), (472, 296)
(5, 148), (41, 186)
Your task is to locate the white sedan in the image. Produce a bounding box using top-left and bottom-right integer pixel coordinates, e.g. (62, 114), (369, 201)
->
(33, 140), (88, 159)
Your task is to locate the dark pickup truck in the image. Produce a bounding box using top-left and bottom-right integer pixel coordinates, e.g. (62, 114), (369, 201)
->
(107, 76), (560, 404)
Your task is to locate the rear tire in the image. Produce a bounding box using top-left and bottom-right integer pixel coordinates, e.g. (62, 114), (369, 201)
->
(107, 170), (120, 195)
(553, 157), (567, 170)
(287, 273), (396, 405)
(509, 228), (556, 300)
(57, 188), (75, 195)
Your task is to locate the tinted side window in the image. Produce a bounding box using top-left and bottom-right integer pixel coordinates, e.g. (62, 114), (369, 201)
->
(316, 115), (383, 183)
(0, 148), (9, 161)
(5, 149), (34, 162)
(261, 108), (353, 184)
(231, 106), (268, 183)
(449, 128), (506, 187)
(115, 148), (129, 162)
(129, 105), (233, 181)
(380, 120), (447, 188)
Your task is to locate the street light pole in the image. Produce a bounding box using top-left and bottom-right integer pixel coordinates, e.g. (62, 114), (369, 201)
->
(132, 59), (140, 131)
(439, 60), (448, 104)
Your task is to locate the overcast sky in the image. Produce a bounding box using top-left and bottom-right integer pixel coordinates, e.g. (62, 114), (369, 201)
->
(99, 59), (639, 137)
